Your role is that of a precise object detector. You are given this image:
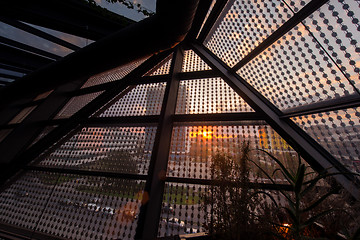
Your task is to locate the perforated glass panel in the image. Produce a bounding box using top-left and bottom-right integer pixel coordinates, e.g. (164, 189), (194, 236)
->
(96, 83), (166, 117)
(301, 0), (360, 92)
(33, 90), (53, 101)
(237, 22), (357, 110)
(144, 55), (172, 76)
(158, 183), (208, 237)
(35, 175), (144, 240)
(55, 92), (103, 119)
(176, 78), (254, 114)
(0, 171), (144, 240)
(292, 107), (360, 173)
(8, 106), (37, 124)
(205, 0), (297, 67)
(33, 126), (157, 175)
(182, 50), (211, 72)
(0, 171), (56, 231)
(168, 123), (298, 182)
(81, 58), (148, 88)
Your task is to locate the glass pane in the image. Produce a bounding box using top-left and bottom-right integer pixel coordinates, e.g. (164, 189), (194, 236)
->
(283, 0), (311, 13)
(55, 92), (103, 119)
(0, 171), (56, 232)
(182, 50), (211, 72)
(32, 126), (157, 175)
(0, 22), (72, 57)
(144, 55), (172, 76)
(158, 183), (208, 237)
(176, 78), (254, 114)
(8, 106), (37, 124)
(292, 107), (360, 173)
(168, 123), (299, 181)
(81, 58), (148, 88)
(206, 0), (293, 67)
(35, 175), (144, 240)
(302, 0), (360, 92)
(33, 90), (53, 101)
(237, 22), (357, 110)
(0, 170), (144, 240)
(95, 83), (166, 117)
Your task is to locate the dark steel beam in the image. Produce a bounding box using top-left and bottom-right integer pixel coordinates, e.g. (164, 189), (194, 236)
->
(173, 112), (263, 122)
(0, 44), (53, 70)
(281, 94), (360, 118)
(0, 73), (19, 80)
(185, 0), (213, 41)
(232, 0), (328, 71)
(197, 0), (229, 43)
(191, 41), (360, 200)
(1, 52), (171, 186)
(0, 36), (61, 60)
(0, 78), (15, 84)
(0, 17), (80, 51)
(74, 70), (220, 96)
(136, 47), (184, 239)
(0, 63), (31, 74)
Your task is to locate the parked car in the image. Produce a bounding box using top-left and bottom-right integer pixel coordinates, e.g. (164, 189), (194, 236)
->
(100, 207), (115, 216)
(185, 227), (199, 234)
(165, 217), (185, 228)
(87, 203), (101, 212)
(161, 205), (174, 214)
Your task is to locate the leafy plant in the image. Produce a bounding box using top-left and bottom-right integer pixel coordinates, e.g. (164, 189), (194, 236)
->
(202, 142), (273, 240)
(250, 150), (359, 240)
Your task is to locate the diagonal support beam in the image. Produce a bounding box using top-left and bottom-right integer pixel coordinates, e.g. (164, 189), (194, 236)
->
(191, 41), (360, 200)
(135, 47), (184, 239)
(0, 17), (80, 51)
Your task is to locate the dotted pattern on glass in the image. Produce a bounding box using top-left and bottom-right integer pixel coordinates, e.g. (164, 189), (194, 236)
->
(144, 55), (172, 76)
(28, 126), (58, 148)
(96, 83), (166, 117)
(283, 0), (311, 13)
(0, 129), (12, 143)
(158, 183), (208, 237)
(302, 0), (360, 92)
(205, 0), (293, 67)
(182, 50), (211, 72)
(81, 58), (148, 88)
(0, 171), (56, 232)
(33, 126), (157, 175)
(238, 23), (357, 110)
(54, 91), (103, 119)
(292, 107), (360, 174)
(8, 106), (37, 124)
(168, 124), (304, 182)
(35, 175), (144, 240)
(176, 78), (254, 114)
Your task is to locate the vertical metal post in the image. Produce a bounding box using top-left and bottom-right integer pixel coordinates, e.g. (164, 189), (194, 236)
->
(135, 46), (184, 239)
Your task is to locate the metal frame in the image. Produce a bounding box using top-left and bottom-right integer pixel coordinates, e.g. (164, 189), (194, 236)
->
(191, 41), (360, 200)
(1, 0), (360, 238)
